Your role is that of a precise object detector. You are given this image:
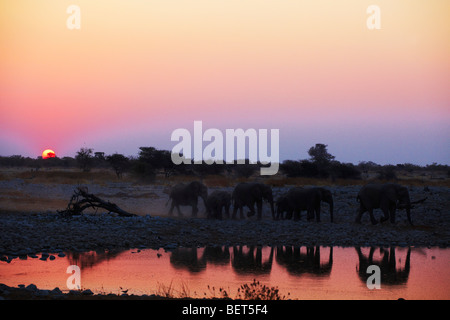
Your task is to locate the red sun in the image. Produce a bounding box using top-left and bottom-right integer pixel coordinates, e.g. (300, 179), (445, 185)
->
(42, 149), (56, 159)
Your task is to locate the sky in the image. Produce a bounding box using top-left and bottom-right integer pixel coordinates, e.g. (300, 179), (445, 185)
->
(0, 0), (449, 165)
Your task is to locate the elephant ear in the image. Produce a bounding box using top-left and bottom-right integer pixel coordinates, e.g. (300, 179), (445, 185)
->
(189, 181), (202, 194)
(384, 185), (398, 203)
(261, 184), (273, 200)
(201, 184), (208, 196)
(397, 186), (410, 202)
(317, 188), (327, 200)
(251, 184), (263, 198)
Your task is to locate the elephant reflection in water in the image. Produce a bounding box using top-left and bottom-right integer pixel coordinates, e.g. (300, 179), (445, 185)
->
(275, 246), (333, 277)
(231, 246), (274, 275)
(67, 250), (124, 269)
(169, 246), (230, 272)
(203, 246), (230, 266)
(355, 247), (411, 286)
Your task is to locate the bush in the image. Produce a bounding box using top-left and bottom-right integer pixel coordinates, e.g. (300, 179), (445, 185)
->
(235, 279), (288, 300)
(106, 153), (129, 179)
(331, 162), (361, 180)
(378, 165), (397, 180)
(280, 160), (319, 178)
(233, 160), (259, 178)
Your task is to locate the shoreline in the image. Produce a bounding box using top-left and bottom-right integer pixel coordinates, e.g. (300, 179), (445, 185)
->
(0, 211), (448, 261)
(0, 283), (200, 300)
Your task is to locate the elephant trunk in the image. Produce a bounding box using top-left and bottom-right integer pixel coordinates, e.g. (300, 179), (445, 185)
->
(270, 199), (275, 220)
(401, 193), (413, 226)
(276, 203), (282, 220)
(201, 187), (208, 208)
(202, 195), (208, 209)
(406, 201), (412, 226)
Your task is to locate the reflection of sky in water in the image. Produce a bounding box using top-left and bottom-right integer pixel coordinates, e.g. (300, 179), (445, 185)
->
(0, 246), (449, 299)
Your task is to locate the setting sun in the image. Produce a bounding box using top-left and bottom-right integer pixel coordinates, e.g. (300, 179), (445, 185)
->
(42, 149), (56, 159)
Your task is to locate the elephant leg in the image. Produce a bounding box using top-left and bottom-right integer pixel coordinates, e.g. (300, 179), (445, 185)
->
(191, 205), (198, 217)
(232, 205), (238, 219)
(286, 209), (293, 220)
(368, 208), (378, 225)
(176, 205), (183, 217)
(369, 247), (376, 261)
(256, 201), (263, 220)
(276, 211), (283, 220)
(191, 199), (198, 217)
(315, 204), (321, 222)
(217, 206), (223, 220)
(239, 206), (244, 219)
(293, 209), (301, 221)
(224, 205), (230, 219)
(380, 204), (390, 223)
(206, 204), (212, 219)
(355, 205), (365, 223)
(389, 204), (396, 224)
(214, 206), (222, 220)
(380, 208), (389, 223)
(247, 203), (256, 218)
(306, 209), (313, 221)
(169, 202), (175, 216)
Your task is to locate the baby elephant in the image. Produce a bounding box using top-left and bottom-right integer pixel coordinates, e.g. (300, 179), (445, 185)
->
(206, 190), (231, 220)
(275, 195), (290, 220)
(276, 187), (334, 222)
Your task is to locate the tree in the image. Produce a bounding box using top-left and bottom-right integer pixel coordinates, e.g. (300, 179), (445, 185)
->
(133, 147), (175, 179)
(377, 165), (397, 180)
(106, 153), (129, 179)
(308, 144), (335, 178)
(308, 143), (335, 164)
(75, 147), (93, 172)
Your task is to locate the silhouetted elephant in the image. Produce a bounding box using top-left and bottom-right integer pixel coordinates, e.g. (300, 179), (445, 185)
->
(231, 183), (275, 220)
(206, 190), (231, 220)
(167, 181), (208, 217)
(275, 246), (333, 277)
(355, 183), (412, 225)
(275, 195), (290, 220)
(276, 187), (334, 222)
(355, 247), (411, 286)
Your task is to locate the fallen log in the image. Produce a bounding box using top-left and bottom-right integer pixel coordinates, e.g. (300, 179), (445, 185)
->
(58, 187), (137, 217)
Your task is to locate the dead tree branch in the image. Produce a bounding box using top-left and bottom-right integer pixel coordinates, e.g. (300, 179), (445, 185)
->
(58, 187), (136, 217)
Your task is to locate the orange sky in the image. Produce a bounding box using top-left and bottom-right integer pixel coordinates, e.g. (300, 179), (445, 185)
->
(0, 0), (449, 164)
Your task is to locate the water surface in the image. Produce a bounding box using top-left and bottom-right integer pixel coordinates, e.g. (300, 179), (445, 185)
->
(0, 246), (448, 299)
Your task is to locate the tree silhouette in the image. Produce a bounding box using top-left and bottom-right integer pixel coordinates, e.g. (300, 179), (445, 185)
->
(308, 144), (335, 178)
(106, 153), (129, 179)
(308, 143), (335, 164)
(75, 148), (93, 172)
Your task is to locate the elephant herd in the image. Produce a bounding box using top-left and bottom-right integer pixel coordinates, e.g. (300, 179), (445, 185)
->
(166, 181), (414, 225)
